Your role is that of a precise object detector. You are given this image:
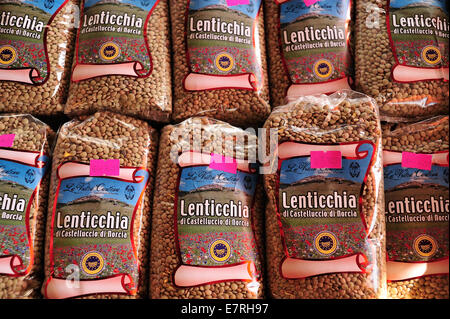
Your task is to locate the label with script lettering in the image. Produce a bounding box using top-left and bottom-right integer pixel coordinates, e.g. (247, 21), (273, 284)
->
(0, 148), (49, 276)
(276, 141), (376, 279)
(276, 0), (352, 99)
(71, 0), (158, 82)
(44, 161), (149, 299)
(184, 0), (263, 91)
(0, 0), (68, 84)
(387, 0), (449, 82)
(383, 150), (449, 281)
(173, 151), (261, 289)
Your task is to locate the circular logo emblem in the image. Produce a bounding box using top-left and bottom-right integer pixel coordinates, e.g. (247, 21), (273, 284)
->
(0, 46), (17, 65)
(215, 52), (234, 72)
(314, 231), (338, 255)
(81, 252), (105, 275)
(209, 239), (231, 262)
(422, 46), (441, 65)
(349, 162), (361, 178)
(100, 42), (120, 61)
(414, 234), (438, 258)
(314, 59), (333, 79)
(25, 169), (36, 184)
(125, 185), (135, 200)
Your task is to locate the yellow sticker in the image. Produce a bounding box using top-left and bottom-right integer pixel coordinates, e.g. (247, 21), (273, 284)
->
(0, 46), (17, 65)
(314, 231), (338, 255)
(100, 42), (121, 61)
(215, 52), (234, 72)
(209, 239), (231, 262)
(422, 46), (441, 65)
(414, 234), (438, 258)
(81, 251), (105, 275)
(314, 59), (333, 79)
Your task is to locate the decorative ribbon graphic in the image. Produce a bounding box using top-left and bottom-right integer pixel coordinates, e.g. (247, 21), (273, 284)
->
(281, 253), (371, 279)
(45, 274), (135, 299)
(383, 150), (449, 167)
(183, 73), (258, 91)
(174, 261), (256, 287)
(387, 258), (449, 281)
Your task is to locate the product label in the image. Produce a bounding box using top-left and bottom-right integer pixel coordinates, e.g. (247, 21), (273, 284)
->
(0, 148), (49, 276)
(276, 0), (352, 99)
(384, 150), (449, 281)
(173, 151), (261, 290)
(184, 0), (263, 91)
(44, 162), (149, 299)
(0, 0), (68, 84)
(275, 141), (376, 279)
(71, 0), (158, 82)
(387, 0), (449, 82)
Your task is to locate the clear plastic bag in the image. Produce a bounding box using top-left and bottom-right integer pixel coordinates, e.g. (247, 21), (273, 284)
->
(0, 0), (78, 116)
(149, 117), (265, 299)
(265, 0), (354, 106)
(64, 0), (172, 123)
(263, 90), (386, 299)
(354, 0), (449, 122)
(382, 115), (449, 299)
(42, 112), (158, 299)
(170, 0), (271, 127)
(0, 114), (54, 298)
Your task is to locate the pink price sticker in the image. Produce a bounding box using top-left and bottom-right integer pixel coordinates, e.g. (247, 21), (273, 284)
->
(304, 0), (320, 6)
(401, 152), (432, 171)
(209, 153), (238, 174)
(0, 134), (15, 148)
(89, 159), (120, 176)
(310, 151), (342, 169)
(227, 0), (250, 6)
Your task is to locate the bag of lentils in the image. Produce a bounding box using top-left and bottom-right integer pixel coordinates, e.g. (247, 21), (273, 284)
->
(0, 0), (78, 115)
(263, 90), (386, 299)
(354, 0), (449, 122)
(169, 0), (271, 127)
(0, 114), (53, 298)
(64, 0), (172, 123)
(382, 116), (449, 299)
(149, 117), (265, 299)
(42, 112), (158, 299)
(265, 0), (354, 106)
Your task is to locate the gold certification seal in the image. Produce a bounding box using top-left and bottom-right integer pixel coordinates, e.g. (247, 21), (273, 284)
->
(0, 46), (17, 65)
(209, 239), (232, 262)
(81, 251), (105, 275)
(314, 231), (338, 255)
(215, 52), (234, 72)
(100, 42), (121, 61)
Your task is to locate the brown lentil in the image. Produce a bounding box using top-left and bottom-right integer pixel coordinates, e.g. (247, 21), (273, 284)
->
(0, 114), (54, 299)
(42, 111), (158, 299)
(263, 90), (386, 299)
(149, 117), (265, 299)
